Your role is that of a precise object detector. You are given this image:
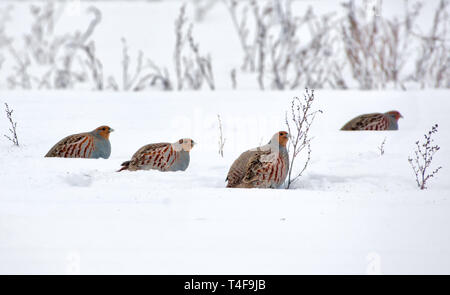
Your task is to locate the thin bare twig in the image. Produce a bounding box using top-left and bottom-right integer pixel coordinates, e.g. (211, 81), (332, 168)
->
(217, 114), (226, 157)
(3, 103), (19, 146)
(378, 137), (386, 156)
(285, 88), (322, 189)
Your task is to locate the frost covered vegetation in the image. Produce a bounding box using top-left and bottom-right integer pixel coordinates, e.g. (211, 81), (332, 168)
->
(0, 0), (448, 91)
(285, 89), (322, 189)
(408, 124), (443, 190)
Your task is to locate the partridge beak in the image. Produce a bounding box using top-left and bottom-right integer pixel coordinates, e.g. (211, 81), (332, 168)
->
(110, 128), (115, 132)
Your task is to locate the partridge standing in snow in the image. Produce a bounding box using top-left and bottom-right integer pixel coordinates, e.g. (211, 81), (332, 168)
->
(118, 138), (195, 172)
(340, 111), (403, 131)
(45, 126), (113, 159)
(226, 131), (290, 188)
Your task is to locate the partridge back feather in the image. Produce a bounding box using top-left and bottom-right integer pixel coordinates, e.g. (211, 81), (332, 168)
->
(45, 133), (95, 158)
(226, 150), (260, 188)
(245, 150), (288, 188)
(118, 139), (194, 172)
(341, 111), (401, 131)
(226, 131), (290, 189)
(123, 143), (174, 171)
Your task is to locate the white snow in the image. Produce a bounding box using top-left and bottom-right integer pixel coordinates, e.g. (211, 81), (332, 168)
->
(1, 90), (449, 274)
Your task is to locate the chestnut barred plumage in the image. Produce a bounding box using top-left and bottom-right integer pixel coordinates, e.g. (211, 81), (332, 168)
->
(118, 138), (195, 172)
(341, 111), (403, 131)
(226, 131), (289, 188)
(45, 126), (113, 159)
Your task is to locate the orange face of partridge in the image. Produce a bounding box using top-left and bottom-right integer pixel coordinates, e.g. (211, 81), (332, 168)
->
(278, 131), (289, 147)
(95, 126), (114, 139)
(387, 111), (403, 121)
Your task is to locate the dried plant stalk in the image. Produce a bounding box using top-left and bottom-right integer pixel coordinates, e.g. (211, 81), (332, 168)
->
(285, 88), (322, 189)
(3, 103), (19, 146)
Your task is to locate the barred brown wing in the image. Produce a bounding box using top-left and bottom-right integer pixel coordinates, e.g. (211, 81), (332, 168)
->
(226, 150), (259, 188)
(243, 151), (286, 187)
(45, 133), (94, 158)
(132, 143), (176, 171)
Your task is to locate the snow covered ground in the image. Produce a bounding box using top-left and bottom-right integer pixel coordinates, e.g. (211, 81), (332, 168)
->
(0, 0), (449, 275)
(1, 90), (449, 274)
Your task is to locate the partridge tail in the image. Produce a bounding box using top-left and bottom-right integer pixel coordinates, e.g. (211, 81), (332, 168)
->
(117, 160), (131, 172)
